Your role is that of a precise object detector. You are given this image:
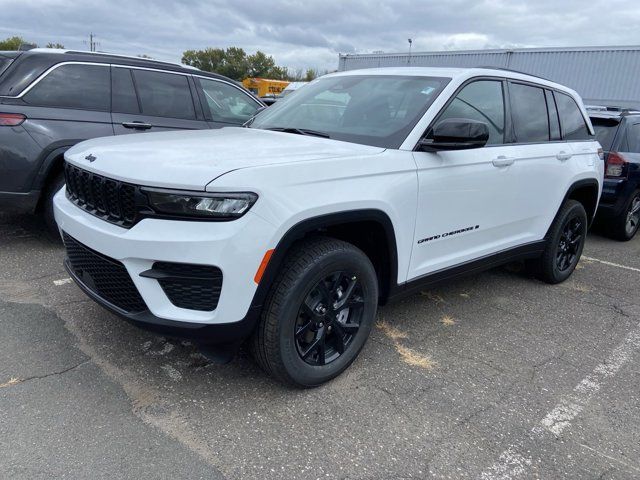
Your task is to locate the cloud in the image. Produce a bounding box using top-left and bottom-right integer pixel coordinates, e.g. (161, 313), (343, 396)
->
(1, 0), (640, 72)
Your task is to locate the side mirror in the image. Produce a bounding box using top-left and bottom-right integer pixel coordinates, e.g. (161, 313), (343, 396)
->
(418, 118), (490, 151)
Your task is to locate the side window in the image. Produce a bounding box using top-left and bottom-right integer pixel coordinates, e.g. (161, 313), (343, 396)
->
(555, 92), (591, 140)
(438, 80), (505, 145)
(111, 67), (139, 114)
(545, 90), (561, 140)
(24, 64), (110, 111)
(626, 123), (640, 153)
(132, 70), (195, 119)
(197, 78), (260, 124)
(509, 83), (549, 143)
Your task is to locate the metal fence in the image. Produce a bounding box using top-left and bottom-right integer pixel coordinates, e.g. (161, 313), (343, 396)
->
(338, 46), (640, 107)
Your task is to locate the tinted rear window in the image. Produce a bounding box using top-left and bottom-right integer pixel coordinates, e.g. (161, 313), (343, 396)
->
(510, 83), (549, 143)
(555, 92), (591, 140)
(23, 64), (110, 111)
(591, 119), (619, 151)
(132, 70), (195, 119)
(112, 67), (140, 114)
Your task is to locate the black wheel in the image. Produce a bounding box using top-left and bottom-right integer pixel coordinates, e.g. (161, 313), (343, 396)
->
(251, 237), (378, 387)
(606, 189), (640, 241)
(533, 199), (587, 284)
(43, 171), (65, 240)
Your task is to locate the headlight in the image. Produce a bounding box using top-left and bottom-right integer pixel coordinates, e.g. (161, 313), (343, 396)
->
(143, 188), (258, 220)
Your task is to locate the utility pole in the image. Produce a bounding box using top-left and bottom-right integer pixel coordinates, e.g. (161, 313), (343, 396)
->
(87, 33), (98, 52)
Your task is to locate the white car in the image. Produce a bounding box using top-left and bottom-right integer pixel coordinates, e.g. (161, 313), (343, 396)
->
(54, 67), (603, 387)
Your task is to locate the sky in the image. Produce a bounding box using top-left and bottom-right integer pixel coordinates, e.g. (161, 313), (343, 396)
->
(2, 0), (640, 72)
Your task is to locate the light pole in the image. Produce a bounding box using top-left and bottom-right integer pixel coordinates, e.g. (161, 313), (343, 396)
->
(408, 38), (413, 64)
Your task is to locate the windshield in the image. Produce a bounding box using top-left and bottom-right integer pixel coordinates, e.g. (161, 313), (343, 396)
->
(250, 75), (450, 148)
(591, 118), (620, 151)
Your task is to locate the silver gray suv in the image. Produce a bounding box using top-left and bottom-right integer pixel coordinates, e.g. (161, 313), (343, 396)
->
(0, 48), (263, 234)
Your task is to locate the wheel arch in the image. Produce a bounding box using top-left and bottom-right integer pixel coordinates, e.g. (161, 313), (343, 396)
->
(33, 144), (74, 211)
(564, 178), (600, 226)
(252, 209), (399, 313)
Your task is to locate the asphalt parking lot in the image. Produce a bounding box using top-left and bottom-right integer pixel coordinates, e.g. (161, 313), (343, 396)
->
(1, 212), (639, 480)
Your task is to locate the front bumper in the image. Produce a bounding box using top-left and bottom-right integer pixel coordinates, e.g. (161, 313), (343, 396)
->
(53, 187), (276, 342)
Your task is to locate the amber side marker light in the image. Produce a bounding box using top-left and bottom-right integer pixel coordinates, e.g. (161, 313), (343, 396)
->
(254, 249), (275, 284)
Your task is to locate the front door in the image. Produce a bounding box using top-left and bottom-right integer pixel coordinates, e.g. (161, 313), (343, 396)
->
(408, 79), (526, 280)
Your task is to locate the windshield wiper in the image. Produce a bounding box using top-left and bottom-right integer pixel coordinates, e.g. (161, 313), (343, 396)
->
(265, 127), (331, 138)
(242, 106), (267, 127)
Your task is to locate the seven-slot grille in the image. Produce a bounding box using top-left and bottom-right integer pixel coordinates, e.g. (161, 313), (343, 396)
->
(64, 162), (137, 228)
(63, 233), (147, 314)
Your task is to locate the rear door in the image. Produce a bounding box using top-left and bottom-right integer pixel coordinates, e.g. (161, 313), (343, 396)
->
(13, 63), (113, 191)
(193, 76), (263, 128)
(501, 81), (573, 241)
(111, 66), (208, 134)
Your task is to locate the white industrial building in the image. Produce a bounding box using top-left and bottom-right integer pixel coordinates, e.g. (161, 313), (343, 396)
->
(338, 46), (640, 107)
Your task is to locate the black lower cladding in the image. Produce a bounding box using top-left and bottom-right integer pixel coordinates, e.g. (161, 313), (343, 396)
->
(143, 262), (223, 312)
(62, 233), (147, 313)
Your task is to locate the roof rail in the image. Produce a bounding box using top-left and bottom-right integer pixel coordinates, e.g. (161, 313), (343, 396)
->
(586, 105), (640, 115)
(31, 48), (198, 70)
(475, 66), (551, 82)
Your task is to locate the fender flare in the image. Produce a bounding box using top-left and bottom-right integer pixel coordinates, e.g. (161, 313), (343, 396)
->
(546, 178), (600, 237)
(250, 209), (399, 312)
(33, 141), (84, 192)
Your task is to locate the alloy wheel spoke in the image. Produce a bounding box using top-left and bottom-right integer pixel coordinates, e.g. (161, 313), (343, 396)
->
(334, 276), (358, 310)
(301, 302), (319, 319)
(331, 323), (346, 354)
(301, 331), (325, 361)
(316, 280), (333, 306)
(295, 319), (314, 339)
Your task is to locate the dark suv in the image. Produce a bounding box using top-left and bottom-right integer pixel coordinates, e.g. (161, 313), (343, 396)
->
(589, 106), (640, 240)
(0, 49), (263, 233)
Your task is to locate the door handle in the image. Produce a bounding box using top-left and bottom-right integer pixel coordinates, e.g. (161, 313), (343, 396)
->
(556, 151), (573, 161)
(492, 156), (515, 167)
(122, 121), (152, 130)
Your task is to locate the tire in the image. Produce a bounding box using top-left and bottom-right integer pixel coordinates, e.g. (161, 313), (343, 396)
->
(533, 199), (588, 284)
(43, 171), (65, 240)
(605, 189), (640, 241)
(251, 237), (378, 388)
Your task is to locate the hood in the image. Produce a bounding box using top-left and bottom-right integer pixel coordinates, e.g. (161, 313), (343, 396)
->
(65, 127), (385, 190)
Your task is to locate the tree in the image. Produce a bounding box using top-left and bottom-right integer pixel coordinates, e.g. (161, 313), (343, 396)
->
(304, 68), (318, 82)
(0, 36), (28, 50)
(182, 47), (289, 81)
(46, 42), (65, 49)
(246, 51), (276, 78)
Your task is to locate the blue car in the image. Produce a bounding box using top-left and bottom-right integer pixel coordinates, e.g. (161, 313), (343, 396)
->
(589, 107), (640, 240)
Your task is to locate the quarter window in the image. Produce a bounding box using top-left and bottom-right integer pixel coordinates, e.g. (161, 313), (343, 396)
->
(197, 78), (260, 124)
(510, 83), (549, 143)
(24, 64), (110, 111)
(626, 123), (640, 153)
(132, 70), (195, 119)
(438, 80), (505, 145)
(555, 92), (591, 140)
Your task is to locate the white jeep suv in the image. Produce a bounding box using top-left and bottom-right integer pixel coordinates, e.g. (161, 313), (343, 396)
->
(54, 67), (603, 387)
